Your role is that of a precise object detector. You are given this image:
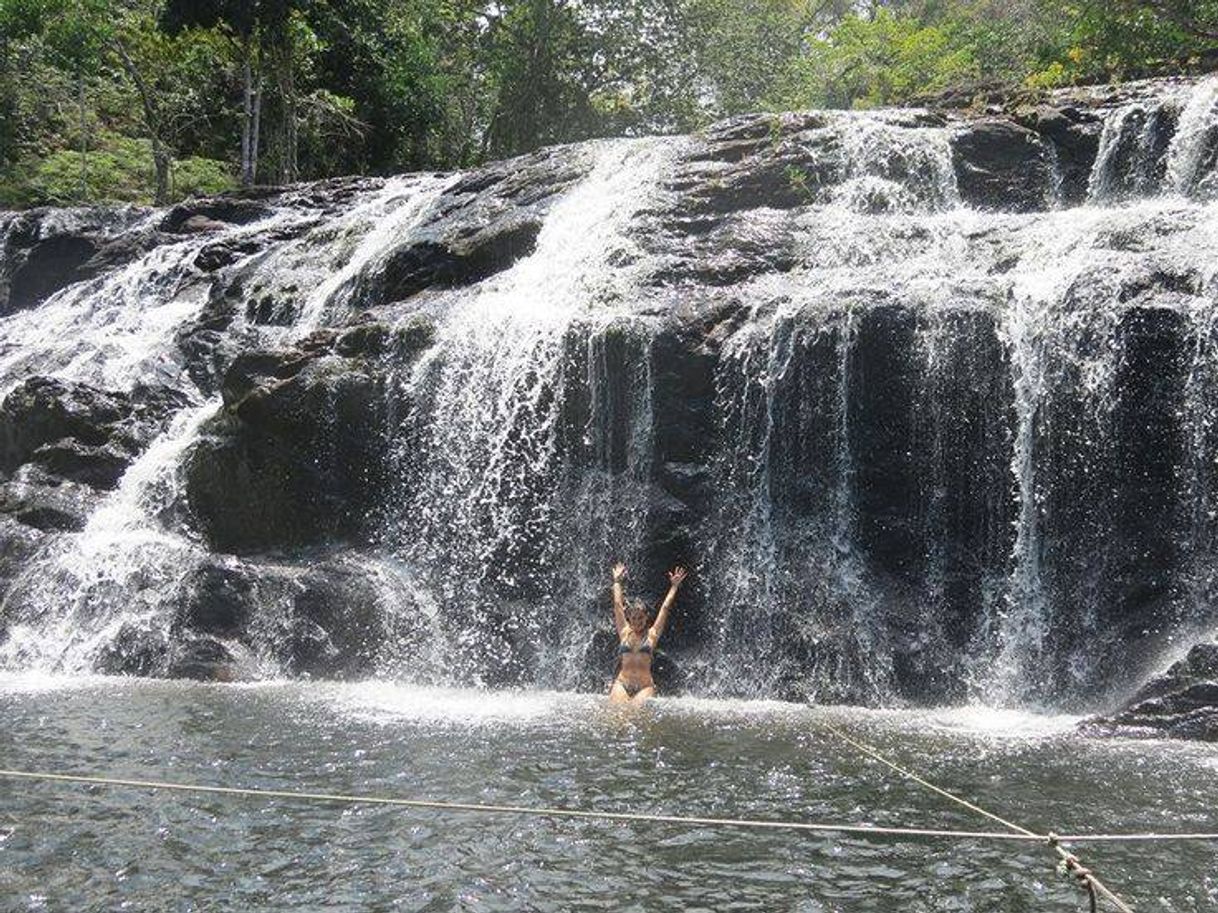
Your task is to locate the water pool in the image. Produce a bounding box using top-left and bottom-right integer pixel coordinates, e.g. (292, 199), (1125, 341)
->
(1, 676), (1215, 912)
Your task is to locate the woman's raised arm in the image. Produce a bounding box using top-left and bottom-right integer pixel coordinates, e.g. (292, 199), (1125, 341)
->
(649, 566), (687, 644)
(611, 563), (627, 633)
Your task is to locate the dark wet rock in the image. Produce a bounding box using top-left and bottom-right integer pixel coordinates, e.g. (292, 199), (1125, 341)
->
(277, 561), (388, 677)
(0, 378), (127, 470)
(174, 278), (254, 394)
(171, 553), (406, 678)
(0, 377), (189, 491)
(183, 321), (424, 553)
(359, 214), (541, 306)
(1015, 105), (1104, 205)
(349, 148), (587, 310)
(669, 110), (957, 221)
(1083, 642), (1218, 740)
(94, 622), (171, 677)
(193, 236), (264, 272)
(31, 438), (133, 489)
(178, 562), (256, 637)
(654, 212), (798, 286)
(184, 413), (348, 553)
(335, 319), (392, 358)
(1089, 103), (1178, 201)
(952, 119), (1054, 211)
(0, 466), (102, 531)
(166, 636), (237, 681)
(0, 514), (47, 614)
(160, 198), (271, 233)
(0, 207), (154, 315)
(674, 113), (843, 215)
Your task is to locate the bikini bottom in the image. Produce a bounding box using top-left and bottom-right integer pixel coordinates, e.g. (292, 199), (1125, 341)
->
(617, 679), (650, 697)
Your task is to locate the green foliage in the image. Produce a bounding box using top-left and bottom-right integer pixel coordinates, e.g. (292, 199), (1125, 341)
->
(1055, 0), (1210, 79)
(0, 0), (1215, 208)
(683, 0), (845, 115)
(0, 130), (234, 206)
(171, 156), (237, 198)
(786, 10), (982, 109)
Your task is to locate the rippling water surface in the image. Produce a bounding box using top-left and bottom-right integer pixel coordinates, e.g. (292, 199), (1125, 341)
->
(1, 676), (1216, 912)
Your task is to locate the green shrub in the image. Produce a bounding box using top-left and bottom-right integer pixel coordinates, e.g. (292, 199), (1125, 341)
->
(171, 156), (235, 198)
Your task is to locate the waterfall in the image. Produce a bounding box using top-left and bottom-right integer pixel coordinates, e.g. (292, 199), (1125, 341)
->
(380, 139), (676, 686)
(1165, 76), (1218, 198)
(2, 78), (1218, 708)
(0, 402), (215, 672)
(0, 176), (448, 674)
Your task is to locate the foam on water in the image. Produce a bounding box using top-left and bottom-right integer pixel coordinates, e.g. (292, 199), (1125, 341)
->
(316, 680), (584, 726)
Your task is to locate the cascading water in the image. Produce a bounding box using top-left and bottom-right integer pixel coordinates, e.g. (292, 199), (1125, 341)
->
(1, 76), (1218, 711)
(0, 176), (449, 673)
(381, 139), (676, 687)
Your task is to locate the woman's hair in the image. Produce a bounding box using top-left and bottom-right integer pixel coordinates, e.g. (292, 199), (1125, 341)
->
(625, 597), (650, 627)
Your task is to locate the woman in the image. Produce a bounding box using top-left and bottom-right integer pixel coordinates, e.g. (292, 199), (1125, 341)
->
(609, 562), (687, 704)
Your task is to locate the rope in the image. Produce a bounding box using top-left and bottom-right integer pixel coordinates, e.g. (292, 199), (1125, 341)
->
(3, 768), (1216, 849)
(818, 722), (1137, 913)
(819, 722), (1037, 836)
(0, 768), (1049, 841)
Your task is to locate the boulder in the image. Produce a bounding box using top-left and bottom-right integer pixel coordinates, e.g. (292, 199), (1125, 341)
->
(0, 466), (102, 531)
(1083, 642), (1218, 740)
(183, 319), (433, 553)
(165, 636), (238, 681)
(160, 198), (271, 233)
(348, 147), (589, 309)
(0, 377), (189, 491)
(0, 207), (155, 315)
(177, 561), (257, 637)
(277, 562), (389, 677)
(669, 109), (956, 221)
(952, 119), (1054, 211)
(1015, 104), (1104, 205)
(0, 514), (47, 618)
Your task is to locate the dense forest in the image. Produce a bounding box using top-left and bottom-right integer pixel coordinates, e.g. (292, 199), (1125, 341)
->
(1, 0), (1215, 207)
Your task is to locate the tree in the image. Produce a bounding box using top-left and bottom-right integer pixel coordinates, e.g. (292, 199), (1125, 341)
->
(1, 0), (114, 198)
(162, 0), (293, 185)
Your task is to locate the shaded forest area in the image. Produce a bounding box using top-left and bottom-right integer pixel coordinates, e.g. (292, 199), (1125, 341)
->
(1, 0), (1216, 207)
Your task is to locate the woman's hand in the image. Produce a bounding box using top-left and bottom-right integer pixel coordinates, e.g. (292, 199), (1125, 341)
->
(668, 566), (688, 588)
(612, 563), (627, 582)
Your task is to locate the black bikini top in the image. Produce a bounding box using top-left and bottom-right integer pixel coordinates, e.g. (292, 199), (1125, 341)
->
(617, 636), (653, 656)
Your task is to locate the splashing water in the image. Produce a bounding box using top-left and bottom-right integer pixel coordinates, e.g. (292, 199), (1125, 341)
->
(1165, 76), (1218, 198)
(384, 138), (678, 686)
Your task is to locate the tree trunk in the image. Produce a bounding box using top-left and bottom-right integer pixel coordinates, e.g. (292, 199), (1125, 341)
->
(284, 53), (298, 183)
(251, 72), (263, 186)
(78, 69), (88, 201)
(241, 41), (254, 187)
(113, 38), (170, 205)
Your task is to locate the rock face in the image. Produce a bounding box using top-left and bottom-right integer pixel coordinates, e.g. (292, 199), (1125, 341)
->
(182, 314), (435, 554)
(952, 119), (1054, 211)
(0, 377), (187, 543)
(0, 377), (185, 485)
(0, 207), (153, 315)
(1084, 643), (1218, 740)
(2, 76), (1218, 721)
(347, 148), (588, 309)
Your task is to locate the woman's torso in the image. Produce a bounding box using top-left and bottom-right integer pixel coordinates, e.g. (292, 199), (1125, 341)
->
(616, 632), (654, 687)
